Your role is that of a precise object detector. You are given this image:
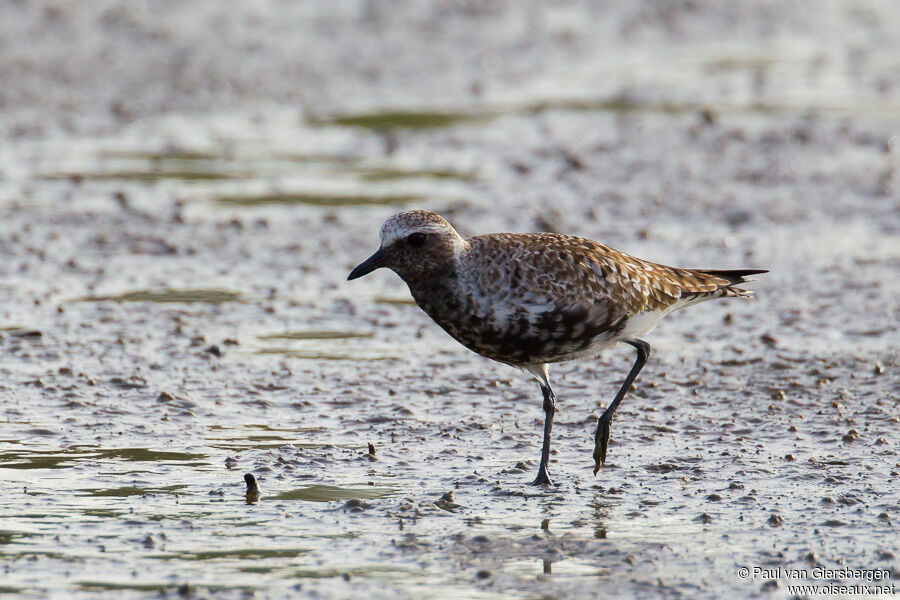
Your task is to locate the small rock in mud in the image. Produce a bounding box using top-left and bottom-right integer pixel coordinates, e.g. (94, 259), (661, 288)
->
(760, 333), (778, 347)
(344, 499), (371, 512)
(700, 107), (718, 125)
(767, 514), (784, 527)
(109, 376), (147, 389)
(10, 329), (42, 338)
(475, 570), (491, 580)
(435, 491), (460, 511)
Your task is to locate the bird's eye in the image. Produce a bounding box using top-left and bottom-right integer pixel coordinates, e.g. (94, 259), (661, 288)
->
(406, 232), (427, 247)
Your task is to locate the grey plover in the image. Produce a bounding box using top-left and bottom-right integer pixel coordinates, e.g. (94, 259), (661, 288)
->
(348, 210), (766, 485)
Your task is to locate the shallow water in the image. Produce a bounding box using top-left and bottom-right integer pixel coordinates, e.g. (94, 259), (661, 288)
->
(1, 2), (899, 599)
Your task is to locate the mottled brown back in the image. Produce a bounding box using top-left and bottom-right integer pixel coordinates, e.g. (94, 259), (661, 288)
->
(407, 232), (760, 365)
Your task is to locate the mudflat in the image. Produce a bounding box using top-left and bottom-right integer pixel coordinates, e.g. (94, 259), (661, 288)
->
(0, 2), (897, 598)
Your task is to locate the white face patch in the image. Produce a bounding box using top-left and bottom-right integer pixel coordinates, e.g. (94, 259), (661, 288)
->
(379, 220), (449, 247)
(378, 212), (464, 249)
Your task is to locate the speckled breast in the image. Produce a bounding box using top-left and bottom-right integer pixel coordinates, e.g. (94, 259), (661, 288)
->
(408, 277), (622, 366)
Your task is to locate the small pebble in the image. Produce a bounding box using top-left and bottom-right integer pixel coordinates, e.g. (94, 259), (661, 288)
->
(344, 498), (370, 512)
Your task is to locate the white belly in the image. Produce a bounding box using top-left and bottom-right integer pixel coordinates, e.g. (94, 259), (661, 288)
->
(617, 309), (668, 340)
(546, 309), (668, 363)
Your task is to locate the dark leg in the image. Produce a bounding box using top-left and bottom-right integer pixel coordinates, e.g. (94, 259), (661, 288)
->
(530, 383), (557, 486)
(593, 339), (651, 475)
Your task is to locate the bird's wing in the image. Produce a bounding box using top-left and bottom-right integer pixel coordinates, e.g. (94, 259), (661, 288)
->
(467, 232), (688, 312)
(457, 233), (754, 363)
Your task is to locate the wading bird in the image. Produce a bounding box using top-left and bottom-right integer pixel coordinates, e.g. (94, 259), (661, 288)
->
(348, 211), (765, 485)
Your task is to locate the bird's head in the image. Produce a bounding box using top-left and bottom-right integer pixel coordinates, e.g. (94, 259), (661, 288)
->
(348, 210), (465, 283)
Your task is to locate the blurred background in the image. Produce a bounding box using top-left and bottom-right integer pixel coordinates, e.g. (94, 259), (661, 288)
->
(0, 2), (897, 599)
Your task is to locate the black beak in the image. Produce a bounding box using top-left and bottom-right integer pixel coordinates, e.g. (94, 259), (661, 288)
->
(348, 248), (389, 281)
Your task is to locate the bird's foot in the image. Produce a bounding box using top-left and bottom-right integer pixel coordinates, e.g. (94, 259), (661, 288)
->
(529, 464), (553, 486)
(593, 415), (611, 475)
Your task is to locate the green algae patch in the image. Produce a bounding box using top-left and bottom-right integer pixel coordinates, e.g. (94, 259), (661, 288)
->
(151, 548), (310, 561)
(0, 531), (33, 545)
(99, 150), (226, 161)
(373, 296), (417, 306)
(258, 330), (374, 341)
(82, 484), (188, 497)
(0, 450), (77, 470)
(93, 448), (206, 463)
(353, 166), (477, 182)
(0, 448), (206, 470)
(37, 169), (235, 182)
(82, 509), (124, 518)
(72, 289), (243, 304)
(291, 565), (416, 579)
(214, 192), (418, 207)
(76, 582), (170, 592)
(252, 348), (397, 361)
(271, 485), (396, 502)
(311, 109), (489, 130)
(253, 330), (390, 360)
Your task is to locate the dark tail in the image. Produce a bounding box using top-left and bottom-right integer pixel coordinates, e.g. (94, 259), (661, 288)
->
(673, 268), (768, 305)
(695, 269), (768, 286)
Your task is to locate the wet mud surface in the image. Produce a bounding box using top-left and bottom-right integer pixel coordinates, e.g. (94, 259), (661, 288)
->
(1, 2), (898, 598)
